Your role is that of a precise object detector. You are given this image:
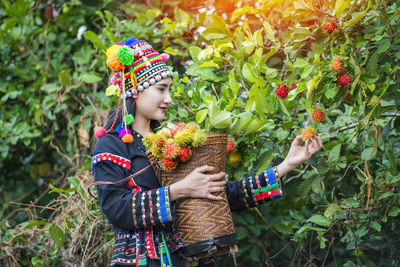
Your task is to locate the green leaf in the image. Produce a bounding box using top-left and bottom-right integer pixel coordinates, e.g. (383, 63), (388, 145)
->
(378, 191), (393, 199)
(228, 70), (240, 96)
(242, 63), (257, 83)
(49, 224), (65, 248)
(210, 111), (232, 129)
(24, 220), (48, 229)
(343, 1), (372, 28)
(197, 61), (219, 68)
(377, 38), (391, 54)
(328, 144), (341, 162)
(388, 206), (400, 217)
(181, 77), (189, 83)
(82, 73), (102, 83)
(202, 28), (226, 40)
(294, 58), (308, 68)
(105, 85), (119, 96)
(196, 109), (208, 124)
(307, 215), (330, 227)
(324, 204), (342, 219)
(361, 147), (376, 161)
(83, 30), (105, 49)
(263, 21), (277, 42)
(370, 221), (381, 232)
(335, 0), (350, 17)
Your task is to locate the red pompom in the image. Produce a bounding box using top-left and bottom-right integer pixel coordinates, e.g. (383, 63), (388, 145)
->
(95, 127), (106, 138)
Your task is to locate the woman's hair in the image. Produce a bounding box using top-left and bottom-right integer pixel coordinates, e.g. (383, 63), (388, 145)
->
(104, 97), (161, 133)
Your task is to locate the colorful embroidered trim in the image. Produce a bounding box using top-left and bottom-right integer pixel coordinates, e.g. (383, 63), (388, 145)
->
(249, 176), (259, 206)
(144, 227), (157, 259)
(132, 194), (138, 227)
(92, 152), (131, 170)
(159, 187), (169, 223)
(141, 193), (147, 226)
(128, 178), (141, 194)
(241, 179), (250, 209)
(265, 167), (277, 185)
(254, 189), (281, 201)
(156, 189), (163, 224)
(148, 191), (155, 225)
(165, 186), (172, 221)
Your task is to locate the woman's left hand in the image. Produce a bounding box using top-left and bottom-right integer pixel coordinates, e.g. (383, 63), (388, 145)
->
(277, 135), (323, 177)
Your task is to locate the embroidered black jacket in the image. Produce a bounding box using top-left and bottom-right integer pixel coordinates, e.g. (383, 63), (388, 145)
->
(92, 132), (285, 266)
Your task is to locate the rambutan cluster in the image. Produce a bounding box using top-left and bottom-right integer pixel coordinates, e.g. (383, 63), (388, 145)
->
(226, 138), (241, 166)
(143, 122), (206, 171)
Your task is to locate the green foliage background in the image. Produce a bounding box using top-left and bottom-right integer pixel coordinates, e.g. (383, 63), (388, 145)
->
(1, 0), (400, 266)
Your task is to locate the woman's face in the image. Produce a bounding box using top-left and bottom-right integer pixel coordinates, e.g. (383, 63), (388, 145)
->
(133, 77), (173, 122)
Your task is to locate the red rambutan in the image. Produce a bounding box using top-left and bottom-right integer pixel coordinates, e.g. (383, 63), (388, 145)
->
(171, 122), (185, 137)
(161, 157), (177, 170)
(164, 141), (180, 159)
(227, 139), (235, 153)
(275, 84), (289, 99)
(331, 57), (343, 72)
(178, 146), (192, 162)
(324, 20), (338, 34)
(312, 109), (325, 123)
(338, 73), (352, 88)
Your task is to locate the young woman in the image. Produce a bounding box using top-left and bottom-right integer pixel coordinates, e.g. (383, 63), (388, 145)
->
(92, 36), (323, 267)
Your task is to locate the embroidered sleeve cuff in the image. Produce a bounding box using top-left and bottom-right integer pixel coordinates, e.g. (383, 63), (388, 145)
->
(240, 166), (285, 208)
(132, 186), (174, 229)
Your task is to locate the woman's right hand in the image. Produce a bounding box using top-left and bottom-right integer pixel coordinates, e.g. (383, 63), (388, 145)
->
(169, 165), (226, 201)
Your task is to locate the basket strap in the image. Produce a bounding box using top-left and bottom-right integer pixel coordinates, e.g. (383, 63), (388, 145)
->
(87, 164), (152, 198)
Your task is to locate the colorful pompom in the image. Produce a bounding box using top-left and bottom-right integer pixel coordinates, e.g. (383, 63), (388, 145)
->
(119, 128), (132, 139)
(122, 134), (133, 143)
(160, 53), (170, 62)
(106, 53), (123, 71)
(94, 127), (106, 138)
(111, 75), (118, 85)
(124, 36), (139, 47)
(117, 46), (134, 66)
(116, 124), (125, 133)
(105, 45), (121, 58)
(124, 114), (134, 125)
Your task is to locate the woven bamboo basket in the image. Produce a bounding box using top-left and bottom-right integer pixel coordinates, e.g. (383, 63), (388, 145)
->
(147, 134), (237, 259)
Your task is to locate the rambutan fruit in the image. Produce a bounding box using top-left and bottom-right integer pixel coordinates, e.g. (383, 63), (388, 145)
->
(151, 146), (164, 158)
(161, 157), (177, 171)
(228, 151), (241, 166)
(338, 73), (352, 88)
(178, 146), (192, 162)
(275, 84), (289, 99)
(331, 57), (343, 72)
(227, 139), (235, 153)
(192, 130), (207, 147)
(159, 128), (172, 139)
(299, 126), (316, 142)
(164, 141), (180, 159)
(143, 133), (156, 148)
(174, 129), (194, 146)
(171, 122), (185, 137)
(185, 123), (200, 133)
(324, 20), (338, 34)
(312, 109), (325, 123)
(154, 137), (166, 148)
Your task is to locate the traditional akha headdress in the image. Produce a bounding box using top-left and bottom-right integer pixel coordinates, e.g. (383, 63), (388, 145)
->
(94, 36), (173, 143)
